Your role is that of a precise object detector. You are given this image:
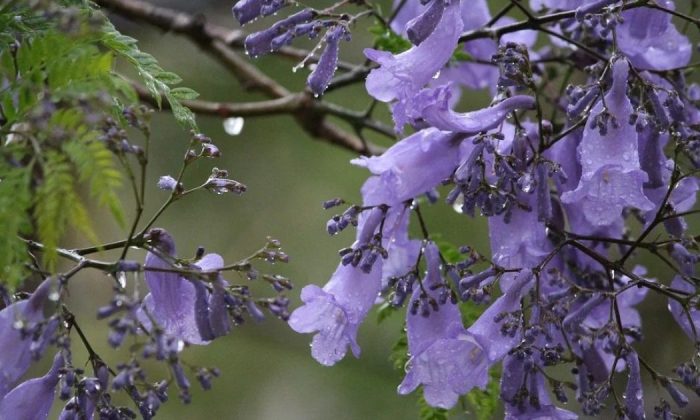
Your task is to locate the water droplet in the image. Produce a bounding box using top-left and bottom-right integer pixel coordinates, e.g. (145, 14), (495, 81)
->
(116, 271), (127, 289)
(223, 117), (245, 136)
(49, 291), (60, 302)
(432, 70), (441, 79)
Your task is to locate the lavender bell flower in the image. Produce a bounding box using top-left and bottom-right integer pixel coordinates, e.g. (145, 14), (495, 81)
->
(0, 278), (55, 398)
(398, 243), (490, 409)
(0, 352), (63, 420)
(140, 229), (229, 345)
(469, 269), (534, 362)
(288, 207), (387, 366)
(353, 94), (533, 205)
(364, 0), (463, 130)
(561, 59), (654, 226)
(501, 354), (578, 419)
(616, 0), (691, 71)
(352, 128), (465, 205)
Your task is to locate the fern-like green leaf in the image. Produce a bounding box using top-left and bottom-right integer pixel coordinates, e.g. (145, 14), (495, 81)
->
(0, 164), (32, 288)
(34, 152), (98, 269)
(63, 133), (125, 228)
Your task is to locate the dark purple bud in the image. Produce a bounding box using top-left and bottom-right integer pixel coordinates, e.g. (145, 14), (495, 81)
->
(323, 198), (345, 209)
(567, 85), (600, 119)
(662, 379), (689, 407)
(647, 87), (670, 129)
(406, 0), (445, 45)
(271, 31), (294, 50)
(624, 352), (645, 420)
(201, 143), (220, 158)
(246, 300), (265, 321)
(563, 295), (605, 332)
(244, 9), (314, 57)
(232, 0), (264, 25)
(308, 26), (347, 96)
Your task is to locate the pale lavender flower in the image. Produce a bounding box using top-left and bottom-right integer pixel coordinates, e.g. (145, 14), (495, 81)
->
(288, 208), (388, 365)
(502, 355), (578, 419)
(0, 352), (63, 420)
(364, 0), (463, 127)
(616, 0), (691, 71)
(0, 278), (54, 398)
(140, 229), (230, 345)
(398, 243), (490, 408)
(352, 128), (465, 205)
(561, 59), (654, 226)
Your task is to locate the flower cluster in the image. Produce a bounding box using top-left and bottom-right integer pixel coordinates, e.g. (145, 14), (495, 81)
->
(289, 0), (699, 417)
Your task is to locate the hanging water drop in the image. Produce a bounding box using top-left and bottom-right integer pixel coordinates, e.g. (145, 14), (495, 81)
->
(223, 117), (245, 136)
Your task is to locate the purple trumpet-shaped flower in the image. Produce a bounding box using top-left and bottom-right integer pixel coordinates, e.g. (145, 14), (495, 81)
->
(421, 88), (536, 133)
(561, 59), (654, 226)
(364, 0), (463, 130)
(287, 266), (381, 365)
(0, 278), (55, 398)
(0, 352), (63, 420)
(307, 26), (347, 96)
(616, 0), (691, 71)
(469, 269), (534, 362)
(352, 128), (466, 205)
(353, 94), (533, 206)
(501, 354), (578, 419)
(288, 208), (388, 366)
(140, 229), (230, 345)
(398, 243), (490, 409)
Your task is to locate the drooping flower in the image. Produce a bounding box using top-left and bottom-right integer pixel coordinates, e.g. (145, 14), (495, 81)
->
(140, 228), (230, 345)
(501, 354), (578, 419)
(398, 243), (490, 408)
(288, 207), (388, 365)
(0, 278), (55, 398)
(616, 0), (691, 71)
(364, 0), (463, 130)
(561, 59), (654, 226)
(0, 352), (63, 420)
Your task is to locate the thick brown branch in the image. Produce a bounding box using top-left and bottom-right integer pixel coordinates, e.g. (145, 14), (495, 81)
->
(131, 83), (386, 155)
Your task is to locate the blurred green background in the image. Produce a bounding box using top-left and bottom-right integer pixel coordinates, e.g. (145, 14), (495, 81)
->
(31, 0), (700, 418)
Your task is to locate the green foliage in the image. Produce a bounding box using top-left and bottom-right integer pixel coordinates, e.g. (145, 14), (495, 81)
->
(100, 22), (198, 129)
(389, 324), (409, 371)
(34, 151), (97, 269)
(464, 368), (501, 420)
(418, 394), (449, 420)
(61, 112), (125, 228)
(0, 2), (196, 285)
(0, 163), (32, 288)
(377, 300), (401, 323)
(369, 24), (412, 54)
